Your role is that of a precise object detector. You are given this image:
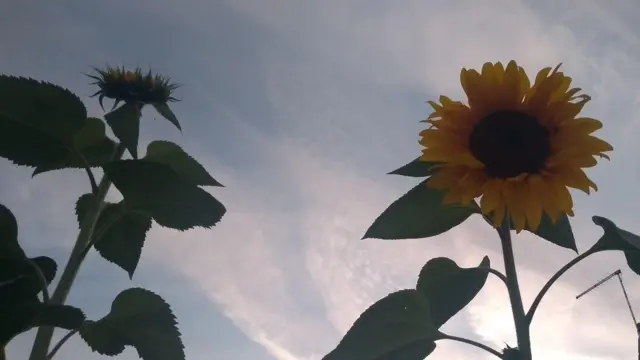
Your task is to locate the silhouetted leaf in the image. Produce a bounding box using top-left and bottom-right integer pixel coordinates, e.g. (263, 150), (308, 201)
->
(0, 114), (70, 167)
(144, 140), (222, 187)
(416, 256), (489, 328)
(0, 301), (85, 346)
(80, 288), (185, 360)
(363, 180), (479, 240)
(105, 103), (141, 159)
(388, 158), (440, 177)
(92, 202), (152, 278)
(0, 203), (24, 259)
(0, 256), (57, 303)
(589, 216), (640, 275)
(481, 211), (577, 252)
(33, 117), (117, 175)
(103, 160), (226, 230)
(75, 193), (99, 227)
(152, 103), (181, 131)
(0, 76), (87, 167)
(323, 290), (442, 360)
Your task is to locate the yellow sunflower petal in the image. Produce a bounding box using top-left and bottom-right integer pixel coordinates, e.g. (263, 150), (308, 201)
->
(480, 179), (503, 214)
(529, 175), (561, 223)
(561, 117), (603, 134)
(554, 168), (598, 194)
(505, 181), (528, 233)
(523, 179), (543, 231)
(502, 60), (521, 106)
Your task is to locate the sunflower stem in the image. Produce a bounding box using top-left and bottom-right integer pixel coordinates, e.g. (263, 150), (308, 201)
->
(526, 248), (594, 325)
(28, 144), (126, 360)
(497, 220), (531, 359)
(440, 334), (503, 359)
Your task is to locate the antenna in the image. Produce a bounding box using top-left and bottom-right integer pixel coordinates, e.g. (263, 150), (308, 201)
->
(576, 269), (639, 359)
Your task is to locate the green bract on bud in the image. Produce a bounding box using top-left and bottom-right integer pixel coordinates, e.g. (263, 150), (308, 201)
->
(86, 66), (180, 111)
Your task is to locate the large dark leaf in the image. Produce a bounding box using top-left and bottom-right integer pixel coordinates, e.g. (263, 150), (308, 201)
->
(388, 158), (440, 177)
(0, 76), (87, 167)
(323, 290), (442, 360)
(0, 76), (87, 140)
(363, 180), (479, 240)
(33, 117), (117, 176)
(416, 256), (489, 328)
(0, 114), (70, 167)
(92, 202), (152, 278)
(80, 288), (185, 360)
(0, 300), (85, 347)
(589, 216), (640, 275)
(0, 256), (57, 305)
(144, 140), (222, 187)
(103, 160), (226, 230)
(105, 103), (141, 159)
(75, 194), (152, 278)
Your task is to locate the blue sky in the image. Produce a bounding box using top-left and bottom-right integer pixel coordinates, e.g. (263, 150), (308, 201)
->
(4, 0), (640, 359)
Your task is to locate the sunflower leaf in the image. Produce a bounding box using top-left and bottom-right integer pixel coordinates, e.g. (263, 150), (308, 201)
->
(144, 140), (222, 187)
(33, 117), (117, 176)
(0, 203), (25, 259)
(363, 180), (479, 240)
(75, 193), (99, 227)
(152, 103), (182, 131)
(588, 216), (640, 275)
(103, 160), (226, 230)
(416, 256), (490, 328)
(91, 201), (153, 278)
(0, 114), (71, 168)
(105, 103), (141, 159)
(0, 76), (88, 167)
(0, 301), (85, 347)
(388, 158), (440, 177)
(524, 213), (577, 253)
(0, 257), (57, 301)
(481, 211), (578, 252)
(79, 288), (185, 360)
(323, 290), (442, 360)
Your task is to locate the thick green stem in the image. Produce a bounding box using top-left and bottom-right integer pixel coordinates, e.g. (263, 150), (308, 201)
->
(28, 144), (125, 360)
(498, 221), (531, 359)
(526, 248), (594, 325)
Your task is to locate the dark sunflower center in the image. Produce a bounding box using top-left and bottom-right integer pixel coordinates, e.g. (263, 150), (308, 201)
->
(469, 110), (550, 178)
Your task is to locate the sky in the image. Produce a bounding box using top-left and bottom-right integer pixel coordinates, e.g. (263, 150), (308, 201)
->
(3, 0), (640, 359)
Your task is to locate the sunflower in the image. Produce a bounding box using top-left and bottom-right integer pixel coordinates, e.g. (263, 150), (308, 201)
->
(87, 66), (179, 110)
(419, 61), (612, 232)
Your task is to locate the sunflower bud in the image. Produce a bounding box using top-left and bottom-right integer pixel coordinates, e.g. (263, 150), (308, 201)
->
(87, 66), (179, 111)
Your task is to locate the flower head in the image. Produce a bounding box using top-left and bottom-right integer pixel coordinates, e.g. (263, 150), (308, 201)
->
(420, 61), (612, 232)
(87, 66), (179, 110)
